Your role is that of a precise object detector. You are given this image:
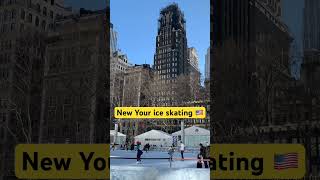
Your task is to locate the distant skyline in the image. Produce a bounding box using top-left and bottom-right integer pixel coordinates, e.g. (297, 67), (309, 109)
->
(111, 0), (210, 78)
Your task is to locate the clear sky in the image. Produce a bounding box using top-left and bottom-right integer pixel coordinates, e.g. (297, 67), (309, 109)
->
(111, 0), (210, 78)
(281, 0), (304, 78)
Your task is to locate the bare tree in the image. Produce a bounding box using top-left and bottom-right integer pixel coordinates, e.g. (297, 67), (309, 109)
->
(1, 31), (46, 144)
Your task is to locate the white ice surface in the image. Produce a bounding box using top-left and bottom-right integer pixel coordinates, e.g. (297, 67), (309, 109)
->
(110, 150), (210, 180)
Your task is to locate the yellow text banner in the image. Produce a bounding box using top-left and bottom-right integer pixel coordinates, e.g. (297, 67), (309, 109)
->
(15, 144), (109, 179)
(114, 107), (206, 119)
(210, 144), (305, 179)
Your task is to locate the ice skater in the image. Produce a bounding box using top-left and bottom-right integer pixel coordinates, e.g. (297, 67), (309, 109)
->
(168, 146), (174, 160)
(136, 141), (143, 164)
(200, 143), (208, 168)
(179, 141), (185, 160)
(196, 153), (203, 168)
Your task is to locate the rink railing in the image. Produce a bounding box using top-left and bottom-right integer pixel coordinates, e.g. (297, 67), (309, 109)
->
(110, 156), (210, 168)
(114, 146), (200, 153)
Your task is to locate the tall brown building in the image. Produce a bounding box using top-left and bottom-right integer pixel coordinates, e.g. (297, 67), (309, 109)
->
(40, 9), (108, 144)
(213, 0), (292, 138)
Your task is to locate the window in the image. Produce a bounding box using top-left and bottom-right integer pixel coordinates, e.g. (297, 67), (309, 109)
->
(64, 95), (72, 105)
(11, 9), (16, 19)
(10, 23), (15, 31)
(63, 106), (72, 121)
(48, 96), (56, 107)
(28, 13), (32, 23)
(20, 23), (24, 32)
(50, 11), (53, 18)
(51, 0), (54, 5)
(41, 20), (46, 30)
(35, 17), (39, 26)
(36, 4), (40, 13)
(3, 10), (8, 21)
(43, 7), (47, 16)
(20, 9), (25, 19)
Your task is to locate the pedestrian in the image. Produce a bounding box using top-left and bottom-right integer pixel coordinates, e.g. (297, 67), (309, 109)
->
(200, 143), (208, 168)
(136, 141), (143, 164)
(130, 143), (134, 151)
(179, 141), (185, 160)
(197, 153), (203, 168)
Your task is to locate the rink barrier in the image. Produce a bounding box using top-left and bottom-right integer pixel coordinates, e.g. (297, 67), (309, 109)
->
(110, 156), (211, 161)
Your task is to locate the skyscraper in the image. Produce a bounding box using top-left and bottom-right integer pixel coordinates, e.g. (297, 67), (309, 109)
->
(303, 0), (320, 50)
(110, 23), (118, 55)
(205, 47), (210, 80)
(153, 3), (188, 81)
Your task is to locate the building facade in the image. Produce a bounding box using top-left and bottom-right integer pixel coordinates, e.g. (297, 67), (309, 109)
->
(303, 0), (320, 50)
(205, 47), (210, 81)
(119, 64), (153, 141)
(0, 0), (70, 179)
(40, 9), (108, 144)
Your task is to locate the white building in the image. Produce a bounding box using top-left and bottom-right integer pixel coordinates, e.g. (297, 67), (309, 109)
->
(188, 47), (200, 71)
(134, 130), (173, 147)
(172, 126), (210, 147)
(110, 130), (126, 145)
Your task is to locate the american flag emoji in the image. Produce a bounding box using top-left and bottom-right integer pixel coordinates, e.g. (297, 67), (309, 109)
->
(196, 110), (203, 115)
(274, 153), (298, 170)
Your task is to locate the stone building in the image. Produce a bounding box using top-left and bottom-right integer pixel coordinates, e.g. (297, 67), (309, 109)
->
(40, 9), (108, 144)
(118, 64), (153, 141)
(110, 50), (131, 128)
(213, 0), (292, 135)
(0, 0), (70, 179)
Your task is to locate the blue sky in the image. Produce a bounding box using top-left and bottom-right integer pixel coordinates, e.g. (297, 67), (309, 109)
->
(111, 0), (210, 77)
(282, 0), (304, 78)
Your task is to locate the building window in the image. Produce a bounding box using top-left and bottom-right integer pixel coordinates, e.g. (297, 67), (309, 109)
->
(36, 4), (40, 13)
(64, 95), (72, 105)
(4, 10), (8, 21)
(35, 17), (39, 26)
(41, 20), (46, 30)
(43, 7), (47, 16)
(51, 0), (54, 5)
(20, 9), (25, 19)
(28, 13), (32, 23)
(50, 11), (53, 18)
(20, 23), (24, 32)
(63, 106), (72, 121)
(48, 96), (56, 107)
(11, 9), (16, 19)
(10, 23), (15, 31)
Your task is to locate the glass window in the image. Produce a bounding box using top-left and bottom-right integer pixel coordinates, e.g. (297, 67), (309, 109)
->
(43, 7), (47, 16)
(28, 13), (32, 23)
(20, 9), (25, 19)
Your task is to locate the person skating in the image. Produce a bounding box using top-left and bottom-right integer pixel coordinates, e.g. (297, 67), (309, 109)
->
(168, 145), (175, 162)
(136, 141), (143, 164)
(196, 153), (203, 168)
(200, 143), (208, 168)
(130, 143), (134, 151)
(179, 141), (185, 160)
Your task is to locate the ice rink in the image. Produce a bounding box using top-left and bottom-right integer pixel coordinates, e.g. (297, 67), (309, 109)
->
(110, 150), (210, 180)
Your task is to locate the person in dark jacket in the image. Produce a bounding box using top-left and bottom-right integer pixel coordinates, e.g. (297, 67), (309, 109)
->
(130, 143), (134, 151)
(200, 143), (208, 168)
(136, 141), (143, 164)
(197, 154), (203, 168)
